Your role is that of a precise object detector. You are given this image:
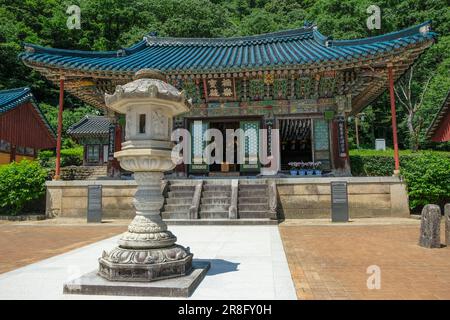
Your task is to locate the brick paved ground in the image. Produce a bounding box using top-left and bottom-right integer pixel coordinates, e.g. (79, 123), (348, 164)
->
(0, 222), (126, 274)
(279, 221), (450, 300)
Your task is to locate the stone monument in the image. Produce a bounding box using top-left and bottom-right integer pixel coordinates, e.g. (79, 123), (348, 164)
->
(64, 69), (209, 296)
(419, 204), (441, 249)
(445, 204), (450, 247)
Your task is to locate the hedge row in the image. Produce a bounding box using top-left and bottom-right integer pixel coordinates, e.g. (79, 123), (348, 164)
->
(38, 147), (83, 168)
(350, 150), (450, 210)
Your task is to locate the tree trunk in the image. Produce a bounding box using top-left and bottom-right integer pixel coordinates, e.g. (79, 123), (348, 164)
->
(406, 111), (418, 151)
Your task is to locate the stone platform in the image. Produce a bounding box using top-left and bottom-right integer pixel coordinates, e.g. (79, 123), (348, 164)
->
(45, 176), (410, 220)
(63, 261), (210, 297)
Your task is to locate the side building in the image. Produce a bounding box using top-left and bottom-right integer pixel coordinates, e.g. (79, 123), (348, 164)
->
(0, 87), (56, 164)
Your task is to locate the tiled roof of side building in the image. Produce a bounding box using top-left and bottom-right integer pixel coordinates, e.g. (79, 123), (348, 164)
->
(20, 21), (436, 73)
(0, 87), (56, 138)
(0, 87), (34, 113)
(67, 115), (111, 137)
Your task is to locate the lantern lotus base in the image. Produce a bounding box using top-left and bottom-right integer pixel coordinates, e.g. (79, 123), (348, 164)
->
(98, 245), (193, 282)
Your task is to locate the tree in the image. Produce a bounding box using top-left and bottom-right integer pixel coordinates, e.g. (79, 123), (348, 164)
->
(394, 66), (433, 151)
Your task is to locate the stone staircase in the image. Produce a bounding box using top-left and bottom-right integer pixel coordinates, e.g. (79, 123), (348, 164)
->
(161, 179), (277, 224)
(238, 184), (269, 219)
(162, 184), (195, 219)
(86, 166), (108, 180)
(199, 183), (231, 219)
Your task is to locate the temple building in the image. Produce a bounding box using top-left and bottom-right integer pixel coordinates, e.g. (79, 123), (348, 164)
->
(426, 90), (450, 142)
(20, 21), (436, 176)
(67, 115), (112, 166)
(0, 87), (56, 164)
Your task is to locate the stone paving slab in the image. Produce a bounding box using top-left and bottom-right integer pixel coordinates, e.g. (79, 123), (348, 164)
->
(0, 225), (296, 300)
(0, 224), (126, 274)
(280, 223), (450, 300)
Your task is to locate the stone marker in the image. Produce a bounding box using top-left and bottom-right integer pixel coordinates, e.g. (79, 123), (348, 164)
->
(419, 204), (441, 248)
(445, 203), (450, 246)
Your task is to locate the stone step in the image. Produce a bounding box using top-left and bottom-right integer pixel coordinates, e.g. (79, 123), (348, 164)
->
(163, 211), (190, 219)
(239, 184), (267, 190)
(238, 190), (267, 197)
(239, 204), (268, 211)
(169, 185), (196, 191)
(238, 196), (267, 204)
(163, 204), (191, 212)
(203, 185), (231, 191)
(202, 191), (231, 198)
(199, 211), (229, 219)
(201, 198), (230, 205)
(200, 204), (230, 212)
(168, 191), (195, 198)
(238, 211), (271, 219)
(166, 197), (192, 205)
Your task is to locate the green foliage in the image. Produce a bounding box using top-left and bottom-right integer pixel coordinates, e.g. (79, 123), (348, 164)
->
(0, 160), (47, 215)
(60, 147), (83, 167)
(37, 149), (54, 168)
(401, 152), (450, 209)
(350, 149), (450, 210)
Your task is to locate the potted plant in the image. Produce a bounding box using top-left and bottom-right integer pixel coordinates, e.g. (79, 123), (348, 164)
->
(288, 162), (298, 175)
(313, 161), (322, 176)
(306, 162), (315, 175)
(298, 161), (307, 176)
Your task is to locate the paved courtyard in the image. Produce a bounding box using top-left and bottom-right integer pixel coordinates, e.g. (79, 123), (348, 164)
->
(280, 220), (450, 300)
(0, 221), (127, 274)
(1, 218), (449, 300)
(0, 224), (296, 300)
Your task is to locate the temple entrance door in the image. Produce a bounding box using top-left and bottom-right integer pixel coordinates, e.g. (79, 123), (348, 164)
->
(279, 118), (312, 171)
(189, 120), (209, 174)
(209, 120), (240, 174)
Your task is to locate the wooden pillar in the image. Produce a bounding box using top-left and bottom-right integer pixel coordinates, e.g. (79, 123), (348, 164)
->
(54, 75), (65, 180)
(331, 116), (350, 176)
(387, 64), (400, 175)
(10, 144), (16, 163)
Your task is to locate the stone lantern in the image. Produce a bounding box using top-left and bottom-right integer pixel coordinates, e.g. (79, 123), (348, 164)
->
(98, 69), (192, 282)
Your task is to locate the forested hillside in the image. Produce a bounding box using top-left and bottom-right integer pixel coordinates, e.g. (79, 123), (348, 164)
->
(0, 0), (448, 149)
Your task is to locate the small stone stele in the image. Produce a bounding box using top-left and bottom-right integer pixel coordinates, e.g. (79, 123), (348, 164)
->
(419, 204), (441, 248)
(445, 203), (450, 246)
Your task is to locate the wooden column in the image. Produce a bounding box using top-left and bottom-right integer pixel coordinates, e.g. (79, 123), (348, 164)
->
(388, 64), (400, 175)
(54, 75), (65, 180)
(10, 144), (16, 163)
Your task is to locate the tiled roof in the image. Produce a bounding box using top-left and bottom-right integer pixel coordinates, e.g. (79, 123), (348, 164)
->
(67, 115), (111, 137)
(0, 87), (56, 138)
(0, 87), (34, 113)
(20, 21), (436, 73)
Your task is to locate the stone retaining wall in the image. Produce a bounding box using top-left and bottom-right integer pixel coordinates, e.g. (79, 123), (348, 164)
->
(276, 177), (409, 218)
(45, 177), (410, 219)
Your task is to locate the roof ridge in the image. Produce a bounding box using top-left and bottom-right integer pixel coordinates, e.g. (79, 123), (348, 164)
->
(331, 21), (433, 46)
(144, 26), (315, 46)
(0, 87), (30, 94)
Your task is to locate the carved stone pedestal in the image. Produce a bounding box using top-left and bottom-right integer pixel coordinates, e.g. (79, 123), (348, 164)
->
(98, 172), (193, 282)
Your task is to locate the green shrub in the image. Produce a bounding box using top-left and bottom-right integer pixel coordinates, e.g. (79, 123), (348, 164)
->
(0, 160), (48, 215)
(401, 152), (450, 210)
(37, 149), (54, 168)
(350, 149), (450, 210)
(60, 147), (83, 167)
